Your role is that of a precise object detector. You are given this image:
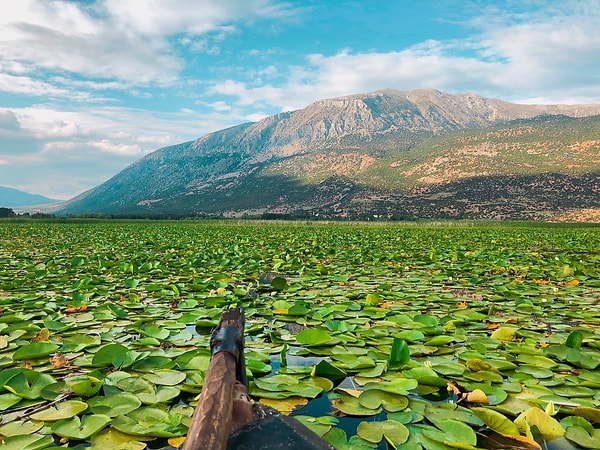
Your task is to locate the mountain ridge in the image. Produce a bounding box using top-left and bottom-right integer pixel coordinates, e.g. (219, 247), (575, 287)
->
(0, 186), (61, 208)
(54, 89), (600, 221)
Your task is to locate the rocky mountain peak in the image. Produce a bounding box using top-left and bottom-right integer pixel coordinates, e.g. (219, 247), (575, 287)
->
(54, 89), (600, 220)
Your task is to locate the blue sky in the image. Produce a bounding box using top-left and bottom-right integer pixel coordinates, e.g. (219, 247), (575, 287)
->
(1, 0), (599, 200)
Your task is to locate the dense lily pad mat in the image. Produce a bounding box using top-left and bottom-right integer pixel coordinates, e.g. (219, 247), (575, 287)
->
(0, 220), (598, 449)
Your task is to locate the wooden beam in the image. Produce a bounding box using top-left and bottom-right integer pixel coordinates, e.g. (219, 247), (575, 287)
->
(182, 308), (245, 450)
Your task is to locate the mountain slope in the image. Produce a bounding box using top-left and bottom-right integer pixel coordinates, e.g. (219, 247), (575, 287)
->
(55, 89), (600, 220)
(0, 186), (61, 208)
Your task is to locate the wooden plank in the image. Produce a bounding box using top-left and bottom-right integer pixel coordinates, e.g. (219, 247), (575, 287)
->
(182, 308), (245, 450)
(183, 351), (237, 450)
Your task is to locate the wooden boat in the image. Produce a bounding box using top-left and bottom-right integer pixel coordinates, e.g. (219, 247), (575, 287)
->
(182, 308), (333, 450)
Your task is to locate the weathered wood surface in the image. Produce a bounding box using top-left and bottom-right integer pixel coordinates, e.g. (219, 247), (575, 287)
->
(183, 351), (237, 450)
(182, 308), (245, 450)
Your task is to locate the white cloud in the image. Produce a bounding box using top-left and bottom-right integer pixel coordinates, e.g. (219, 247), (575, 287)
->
(0, 0), (301, 89)
(206, 1), (600, 111)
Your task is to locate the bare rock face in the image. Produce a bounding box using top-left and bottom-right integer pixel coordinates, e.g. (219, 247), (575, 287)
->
(55, 89), (600, 220)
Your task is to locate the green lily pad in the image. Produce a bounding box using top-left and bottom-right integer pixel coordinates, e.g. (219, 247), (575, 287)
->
(515, 365), (554, 379)
(112, 406), (186, 437)
(88, 392), (142, 417)
(364, 376), (418, 395)
(403, 366), (447, 386)
(565, 426), (600, 449)
(12, 342), (59, 360)
(116, 376), (155, 394)
(358, 389), (409, 412)
(552, 385), (595, 398)
(330, 391), (382, 416)
(0, 433), (54, 450)
(331, 354), (375, 371)
(357, 419), (409, 446)
(137, 323), (170, 340)
(422, 418), (477, 447)
(313, 360), (347, 381)
(51, 414), (111, 439)
(0, 420), (44, 437)
(424, 403), (484, 428)
(3, 371), (56, 400)
(30, 400), (88, 421)
(137, 386), (180, 405)
(296, 328), (333, 346)
(89, 428), (148, 450)
(323, 427), (373, 450)
(565, 331), (584, 349)
(389, 338), (410, 368)
(92, 343), (130, 367)
(142, 370), (186, 386)
(392, 330), (425, 342)
(0, 392), (22, 411)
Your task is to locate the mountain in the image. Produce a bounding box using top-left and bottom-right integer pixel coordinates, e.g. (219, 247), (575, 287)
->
(55, 89), (600, 221)
(0, 186), (61, 208)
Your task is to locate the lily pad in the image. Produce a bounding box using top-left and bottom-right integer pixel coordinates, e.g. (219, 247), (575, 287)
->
(0, 434), (54, 450)
(296, 328), (333, 346)
(137, 386), (180, 405)
(357, 419), (409, 446)
(142, 370), (186, 386)
(92, 343), (130, 367)
(514, 407), (565, 438)
(472, 407), (520, 436)
(330, 391), (382, 416)
(364, 376), (418, 395)
(565, 426), (600, 449)
(358, 389), (409, 412)
(30, 400), (88, 421)
(88, 392), (142, 417)
(51, 414), (111, 439)
(422, 418), (477, 447)
(3, 371), (56, 400)
(89, 428), (148, 450)
(112, 407), (186, 437)
(12, 342), (59, 360)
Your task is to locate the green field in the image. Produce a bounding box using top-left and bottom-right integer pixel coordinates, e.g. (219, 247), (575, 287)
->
(0, 221), (599, 449)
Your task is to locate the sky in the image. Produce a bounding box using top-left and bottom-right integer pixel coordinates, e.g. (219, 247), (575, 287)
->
(1, 0), (600, 200)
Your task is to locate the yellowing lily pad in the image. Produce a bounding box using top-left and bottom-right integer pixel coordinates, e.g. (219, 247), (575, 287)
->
(515, 407), (565, 438)
(472, 407), (520, 436)
(259, 396), (308, 414)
